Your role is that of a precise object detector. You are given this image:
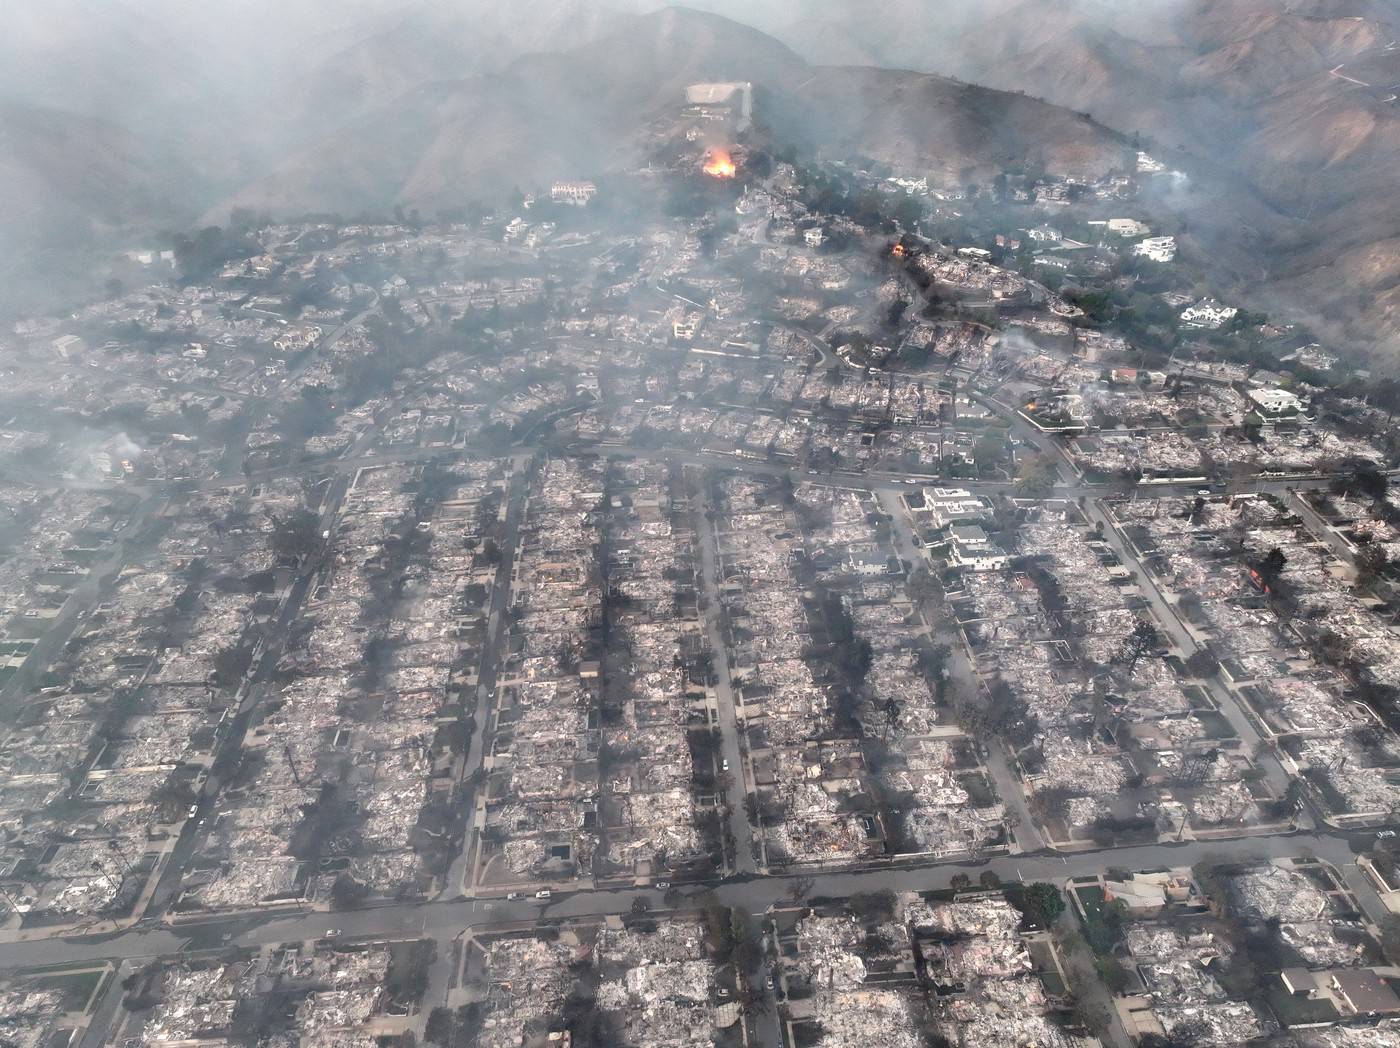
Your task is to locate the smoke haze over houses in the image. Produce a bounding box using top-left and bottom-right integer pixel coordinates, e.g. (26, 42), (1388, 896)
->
(4, 1), (1400, 347)
(6, 5), (1400, 1044)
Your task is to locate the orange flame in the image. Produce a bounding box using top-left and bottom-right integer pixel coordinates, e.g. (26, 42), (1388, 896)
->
(704, 149), (736, 178)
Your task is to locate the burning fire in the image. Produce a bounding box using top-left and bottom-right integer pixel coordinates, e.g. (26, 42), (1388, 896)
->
(703, 149), (737, 179)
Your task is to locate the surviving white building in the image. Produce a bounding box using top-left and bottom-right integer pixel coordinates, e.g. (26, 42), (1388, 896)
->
(1248, 387), (1304, 418)
(1106, 218), (1151, 238)
(947, 525), (1008, 572)
(1134, 236), (1177, 263)
(1180, 299), (1238, 330)
(550, 181), (598, 206)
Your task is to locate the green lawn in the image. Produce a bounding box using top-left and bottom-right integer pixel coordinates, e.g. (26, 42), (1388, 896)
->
(1194, 710), (1238, 739)
(28, 969), (106, 1011)
(1073, 884), (1106, 920)
(1025, 938), (1067, 996)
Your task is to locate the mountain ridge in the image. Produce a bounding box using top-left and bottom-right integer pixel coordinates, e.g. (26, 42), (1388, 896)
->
(215, 6), (1130, 219)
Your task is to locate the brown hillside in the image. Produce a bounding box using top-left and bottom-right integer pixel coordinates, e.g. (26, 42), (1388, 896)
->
(219, 7), (1127, 218)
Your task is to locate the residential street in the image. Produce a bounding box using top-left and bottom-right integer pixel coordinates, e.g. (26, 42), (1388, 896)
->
(876, 486), (1046, 853)
(694, 479), (760, 875)
(445, 453), (533, 897)
(1086, 497), (1292, 797)
(0, 826), (1385, 976)
(2, 425), (1390, 994)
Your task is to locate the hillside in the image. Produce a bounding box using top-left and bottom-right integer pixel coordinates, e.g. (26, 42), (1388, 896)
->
(289, 0), (632, 137)
(0, 97), (193, 318)
(0, 99), (184, 250)
(20, 0), (1388, 341)
(673, 0), (1400, 349)
(218, 7), (1129, 218)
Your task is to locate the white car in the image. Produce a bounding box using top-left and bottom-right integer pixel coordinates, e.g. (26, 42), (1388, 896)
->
(1377, 829), (1396, 840)
(535, 889), (552, 900)
(324, 928), (342, 937)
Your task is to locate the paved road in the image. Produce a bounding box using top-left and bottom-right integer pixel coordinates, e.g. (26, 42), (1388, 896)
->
(444, 453), (533, 897)
(76, 963), (127, 1048)
(0, 827), (1381, 972)
(694, 480), (759, 875)
(1086, 497), (1293, 798)
(7, 338), (1400, 1048)
(193, 426), (1359, 511)
(876, 487), (1046, 853)
(1283, 487), (1358, 568)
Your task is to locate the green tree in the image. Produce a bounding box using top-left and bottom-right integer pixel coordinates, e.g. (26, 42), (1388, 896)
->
(1379, 914), (1400, 964)
(149, 776), (197, 823)
(848, 890), (897, 922)
(1357, 544), (1389, 588)
(386, 940), (437, 1003)
(330, 873), (370, 910)
(271, 508), (322, 563)
(424, 1007), (454, 1046)
(1184, 649), (1219, 678)
(1019, 882), (1065, 928)
(1014, 455), (1058, 499)
(1081, 898), (1130, 955)
(972, 431), (1006, 472)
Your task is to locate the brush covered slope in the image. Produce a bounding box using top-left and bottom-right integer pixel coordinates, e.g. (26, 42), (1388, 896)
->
(217, 7), (1129, 218)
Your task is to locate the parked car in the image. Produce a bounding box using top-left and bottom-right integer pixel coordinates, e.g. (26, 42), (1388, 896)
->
(535, 889), (552, 899)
